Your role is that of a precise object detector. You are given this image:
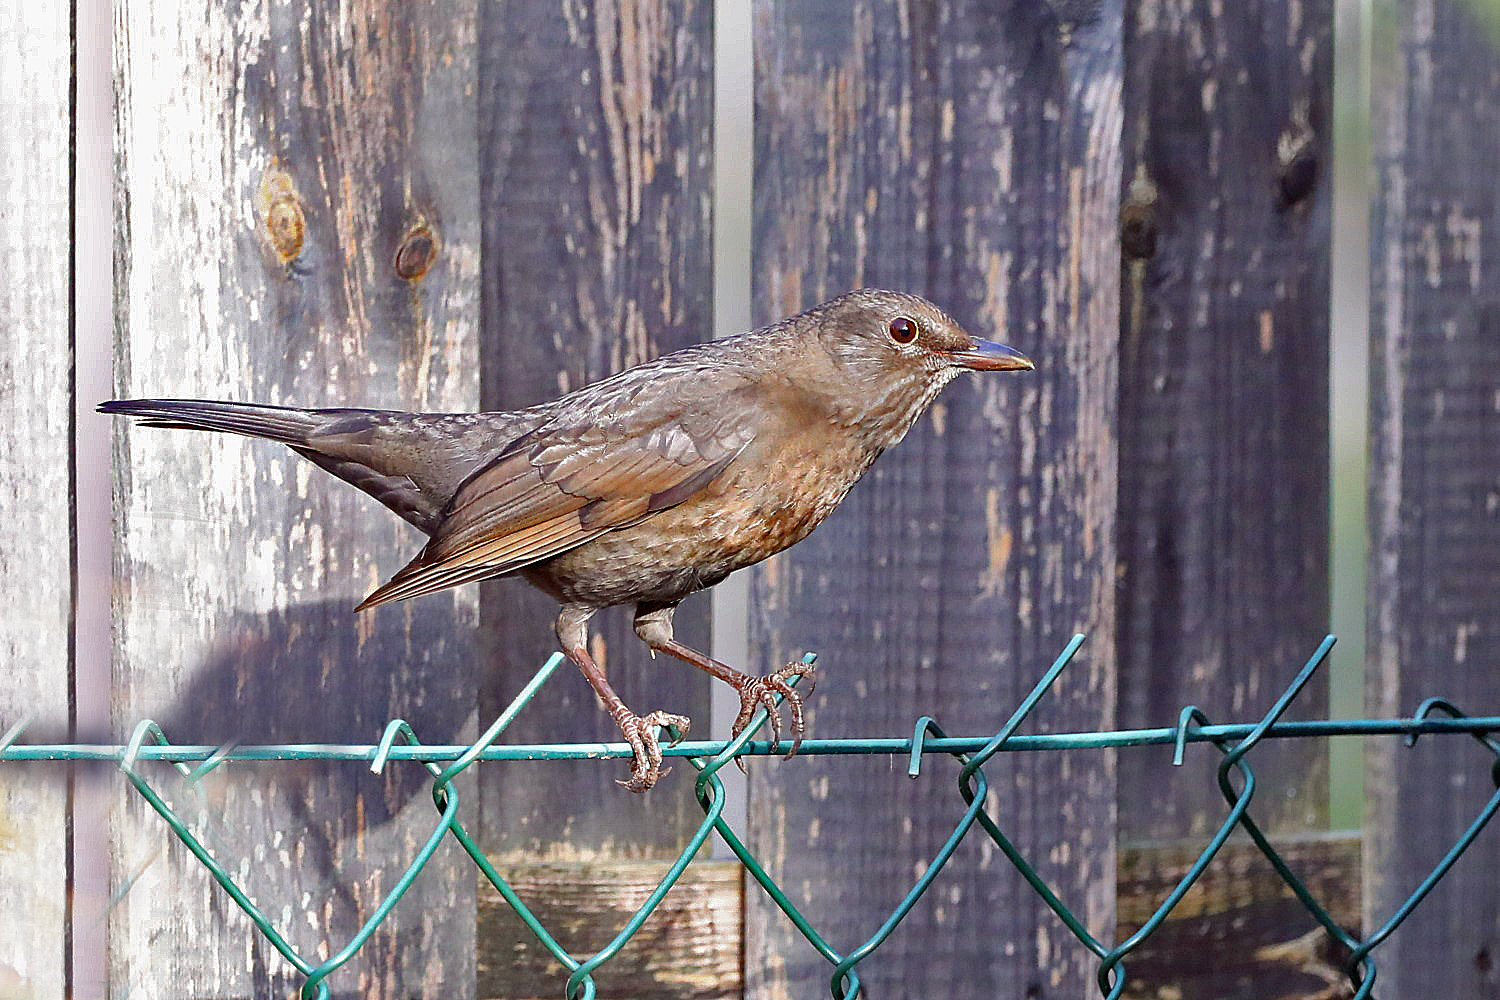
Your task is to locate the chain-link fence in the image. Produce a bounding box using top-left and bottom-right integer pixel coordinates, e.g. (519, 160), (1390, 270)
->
(4, 635), (1497, 999)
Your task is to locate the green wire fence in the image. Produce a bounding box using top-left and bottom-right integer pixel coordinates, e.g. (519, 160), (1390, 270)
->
(4, 634), (1499, 999)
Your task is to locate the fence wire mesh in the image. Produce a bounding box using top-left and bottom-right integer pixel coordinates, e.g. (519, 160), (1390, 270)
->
(4, 634), (1499, 999)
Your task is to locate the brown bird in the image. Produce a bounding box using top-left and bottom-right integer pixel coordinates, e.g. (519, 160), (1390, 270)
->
(100, 289), (1033, 790)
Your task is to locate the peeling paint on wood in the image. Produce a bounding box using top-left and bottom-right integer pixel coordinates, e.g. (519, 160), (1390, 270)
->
(1367, 3), (1500, 996)
(1117, 0), (1333, 841)
(474, 1), (715, 858)
(0, 2), (70, 996)
(748, 2), (1121, 996)
(111, 3), (480, 997)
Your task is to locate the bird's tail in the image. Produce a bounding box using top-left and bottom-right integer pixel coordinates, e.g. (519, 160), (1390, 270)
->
(97, 398), (490, 535)
(97, 399), (323, 445)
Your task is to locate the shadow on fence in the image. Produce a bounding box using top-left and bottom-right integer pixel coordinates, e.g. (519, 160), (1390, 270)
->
(4, 635), (1498, 999)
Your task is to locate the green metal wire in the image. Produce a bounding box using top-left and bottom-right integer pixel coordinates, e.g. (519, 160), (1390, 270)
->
(11, 715), (1499, 763)
(5, 634), (1499, 999)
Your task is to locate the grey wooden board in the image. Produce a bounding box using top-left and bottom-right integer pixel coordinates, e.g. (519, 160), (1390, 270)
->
(1367, 3), (1500, 996)
(747, 2), (1121, 996)
(474, 1), (715, 858)
(0, 2), (71, 996)
(1117, 0), (1334, 840)
(110, 4), (480, 997)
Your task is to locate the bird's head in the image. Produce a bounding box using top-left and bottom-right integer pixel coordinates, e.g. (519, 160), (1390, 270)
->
(804, 288), (1033, 447)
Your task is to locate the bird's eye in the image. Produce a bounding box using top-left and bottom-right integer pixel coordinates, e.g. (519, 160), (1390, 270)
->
(888, 316), (919, 344)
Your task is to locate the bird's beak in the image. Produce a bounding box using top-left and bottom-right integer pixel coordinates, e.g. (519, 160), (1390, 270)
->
(944, 338), (1034, 372)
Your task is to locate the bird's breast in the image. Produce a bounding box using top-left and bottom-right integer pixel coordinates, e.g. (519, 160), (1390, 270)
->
(680, 443), (868, 566)
(526, 426), (877, 608)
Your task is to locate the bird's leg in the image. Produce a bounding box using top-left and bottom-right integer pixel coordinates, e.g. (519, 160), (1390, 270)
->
(633, 603), (817, 758)
(556, 604), (689, 792)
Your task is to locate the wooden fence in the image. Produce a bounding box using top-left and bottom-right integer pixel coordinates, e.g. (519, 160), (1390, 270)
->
(1, 1), (1496, 998)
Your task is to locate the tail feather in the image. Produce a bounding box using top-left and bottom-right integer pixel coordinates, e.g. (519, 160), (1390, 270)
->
(98, 397), (494, 536)
(97, 399), (322, 445)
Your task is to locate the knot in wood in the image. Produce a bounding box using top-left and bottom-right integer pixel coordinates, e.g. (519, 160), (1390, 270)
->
(1120, 174), (1160, 261)
(259, 167), (305, 263)
(394, 225), (438, 281)
(1277, 124), (1318, 207)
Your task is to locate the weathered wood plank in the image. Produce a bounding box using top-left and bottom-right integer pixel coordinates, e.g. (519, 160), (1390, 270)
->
(111, 4), (480, 997)
(1367, 3), (1500, 997)
(748, 3), (1121, 996)
(1118, 833), (1360, 1000)
(477, 860), (741, 1000)
(1117, 0), (1334, 840)
(474, 1), (715, 857)
(0, 2), (71, 996)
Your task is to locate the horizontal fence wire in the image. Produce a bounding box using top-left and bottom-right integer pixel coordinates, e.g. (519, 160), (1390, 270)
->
(4, 635), (1499, 999)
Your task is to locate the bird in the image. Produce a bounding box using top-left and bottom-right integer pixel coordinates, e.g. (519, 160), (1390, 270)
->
(100, 289), (1034, 791)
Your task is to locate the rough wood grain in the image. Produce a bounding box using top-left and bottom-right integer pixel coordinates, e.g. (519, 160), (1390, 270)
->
(748, 3), (1121, 996)
(1118, 0), (1334, 840)
(476, 860), (741, 1000)
(0, 2), (71, 997)
(475, 0), (715, 857)
(1118, 833), (1360, 1000)
(1367, 3), (1500, 997)
(111, 4), (480, 997)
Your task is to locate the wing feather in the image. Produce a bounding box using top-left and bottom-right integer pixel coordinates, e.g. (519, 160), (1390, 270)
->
(356, 388), (757, 610)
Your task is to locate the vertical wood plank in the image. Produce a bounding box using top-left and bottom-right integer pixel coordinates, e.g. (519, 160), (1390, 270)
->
(475, 0), (714, 857)
(1368, 3), (1500, 996)
(111, 4), (479, 997)
(0, 2), (71, 997)
(748, 3), (1120, 996)
(1117, 0), (1334, 841)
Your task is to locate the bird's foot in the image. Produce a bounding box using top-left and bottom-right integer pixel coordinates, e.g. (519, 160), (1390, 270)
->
(730, 661), (818, 759)
(613, 709), (691, 793)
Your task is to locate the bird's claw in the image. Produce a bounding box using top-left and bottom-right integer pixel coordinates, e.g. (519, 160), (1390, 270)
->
(614, 709), (691, 793)
(730, 660), (818, 760)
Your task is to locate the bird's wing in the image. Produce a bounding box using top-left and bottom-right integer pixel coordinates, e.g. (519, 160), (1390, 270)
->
(355, 390), (756, 609)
